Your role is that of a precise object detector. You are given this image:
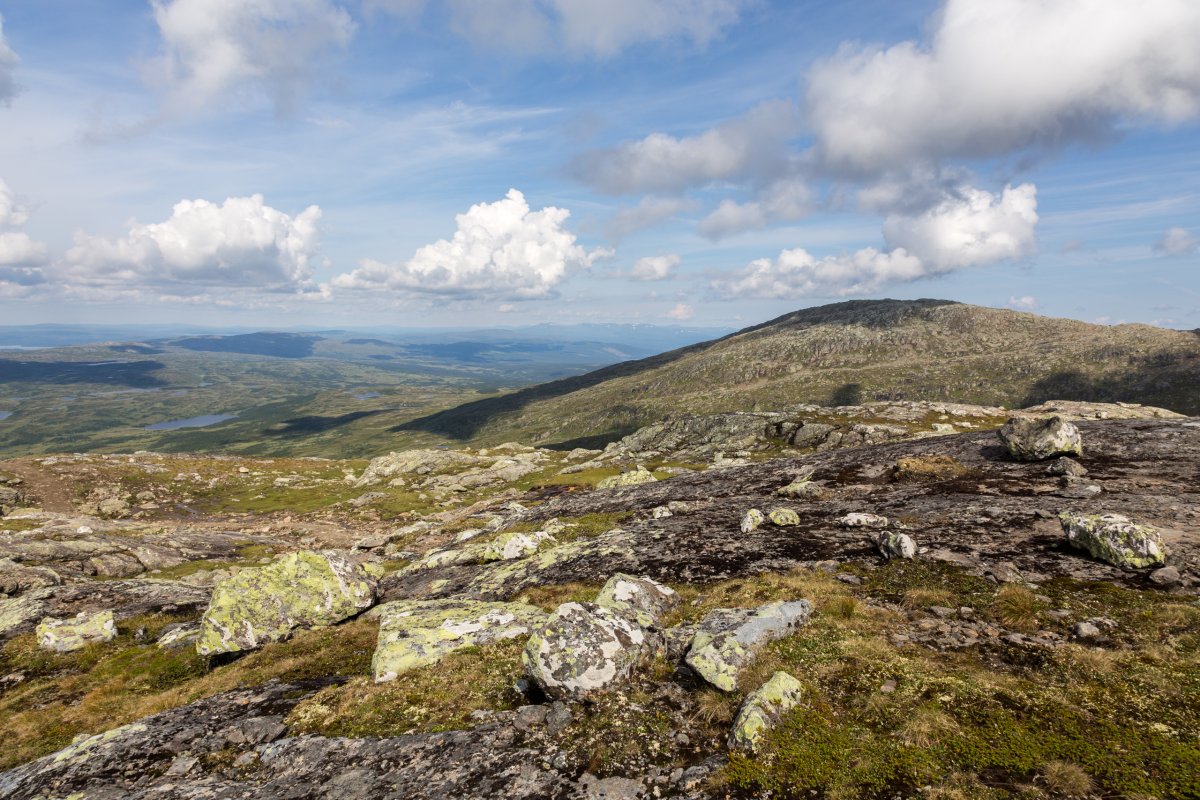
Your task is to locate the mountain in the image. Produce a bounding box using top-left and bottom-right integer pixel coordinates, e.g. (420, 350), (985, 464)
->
(394, 299), (1200, 448)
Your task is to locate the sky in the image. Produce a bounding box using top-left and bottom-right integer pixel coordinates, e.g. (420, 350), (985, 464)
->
(0, 0), (1198, 330)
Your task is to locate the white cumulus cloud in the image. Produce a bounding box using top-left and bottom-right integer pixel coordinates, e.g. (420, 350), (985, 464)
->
(64, 194), (323, 296)
(631, 254), (681, 281)
(1008, 295), (1038, 311)
(1154, 226), (1199, 256)
(149, 0), (356, 115)
(0, 14), (19, 106)
(573, 101), (799, 194)
(714, 183), (1038, 298)
(882, 184), (1038, 271)
(0, 178), (47, 293)
(806, 0), (1200, 175)
(333, 189), (607, 299)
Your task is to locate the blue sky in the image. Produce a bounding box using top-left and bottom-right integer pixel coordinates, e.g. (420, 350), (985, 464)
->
(0, 0), (1197, 329)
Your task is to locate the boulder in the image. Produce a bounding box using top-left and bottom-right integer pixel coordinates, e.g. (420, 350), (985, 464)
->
(36, 610), (117, 653)
(596, 466), (657, 490)
(740, 509), (765, 533)
(685, 600), (812, 692)
(728, 671), (805, 752)
(196, 551), (377, 656)
(1045, 457), (1087, 478)
(480, 530), (557, 563)
(373, 599), (548, 682)
(783, 481), (825, 500)
(878, 531), (916, 560)
(839, 513), (889, 529)
(594, 573), (679, 629)
(998, 416), (1082, 461)
(1059, 512), (1168, 568)
(523, 602), (646, 700)
(767, 508), (800, 527)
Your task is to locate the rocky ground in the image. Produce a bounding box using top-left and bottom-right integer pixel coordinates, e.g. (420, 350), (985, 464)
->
(0, 400), (1197, 799)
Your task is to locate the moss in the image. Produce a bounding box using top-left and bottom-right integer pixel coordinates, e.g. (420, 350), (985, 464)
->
(0, 518), (41, 532)
(0, 616), (377, 771)
(287, 639), (525, 737)
(719, 571), (1200, 799)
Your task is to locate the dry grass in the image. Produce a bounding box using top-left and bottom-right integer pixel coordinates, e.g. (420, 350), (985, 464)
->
(1041, 760), (1095, 797)
(515, 581), (601, 611)
(902, 587), (956, 609)
(898, 705), (961, 748)
(991, 585), (1044, 631)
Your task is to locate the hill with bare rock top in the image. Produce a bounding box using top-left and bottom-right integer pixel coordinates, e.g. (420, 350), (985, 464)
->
(394, 300), (1200, 449)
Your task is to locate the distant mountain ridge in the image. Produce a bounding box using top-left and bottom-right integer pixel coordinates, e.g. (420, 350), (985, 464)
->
(394, 299), (1200, 448)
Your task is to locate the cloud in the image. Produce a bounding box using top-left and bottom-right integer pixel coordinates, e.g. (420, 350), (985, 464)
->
(1154, 226), (1199, 256)
(0, 178), (30, 228)
(713, 246), (925, 299)
(1008, 295), (1038, 311)
(697, 178), (811, 239)
(631, 254), (681, 281)
(388, 0), (752, 57)
(572, 101), (799, 194)
(607, 196), (695, 239)
(713, 183), (1038, 298)
(148, 0), (356, 115)
(881, 184), (1038, 271)
(665, 302), (694, 321)
(63, 194), (323, 296)
(0, 14), (18, 106)
(333, 189), (608, 299)
(806, 0), (1200, 175)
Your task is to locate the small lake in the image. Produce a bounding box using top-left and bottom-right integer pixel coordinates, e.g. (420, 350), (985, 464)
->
(0, 411), (12, 421)
(145, 414), (237, 431)
(353, 391), (381, 400)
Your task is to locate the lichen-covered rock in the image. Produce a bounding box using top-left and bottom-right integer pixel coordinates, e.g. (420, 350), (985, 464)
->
(196, 551), (377, 656)
(594, 573), (679, 629)
(36, 609), (116, 653)
(1046, 456), (1087, 477)
(596, 466), (657, 490)
(651, 505), (673, 519)
(480, 530), (557, 562)
(685, 600), (811, 692)
(839, 512), (889, 528)
(0, 557), (62, 596)
(729, 671), (805, 751)
(767, 508), (800, 527)
(523, 602), (646, 700)
(1059, 512), (1168, 568)
(740, 509), (765, 533)
(156, 623), (200, 650)
(373, 599), (548, 682)
(998, 415), (1082, 461)
(878, 531), (916, 560)
(776, 478), (824, 500)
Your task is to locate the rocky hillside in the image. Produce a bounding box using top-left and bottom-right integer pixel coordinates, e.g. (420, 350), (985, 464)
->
(393, 299), (1200, 449)
(0, 401), (1197, 798)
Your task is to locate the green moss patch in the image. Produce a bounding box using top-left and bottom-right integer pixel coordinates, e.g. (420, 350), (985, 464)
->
(287, 639), (525, 737)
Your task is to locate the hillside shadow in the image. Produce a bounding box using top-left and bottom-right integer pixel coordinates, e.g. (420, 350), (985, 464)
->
(264, 410), (384, 438)
(0, 359), (168, 388)
(1020, 361), (1200, 416)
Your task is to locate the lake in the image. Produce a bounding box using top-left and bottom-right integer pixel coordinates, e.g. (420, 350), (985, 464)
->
(145, 414), (237, 431)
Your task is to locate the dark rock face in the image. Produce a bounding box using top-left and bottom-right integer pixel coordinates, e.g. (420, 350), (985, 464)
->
(0, 681), (583, 800)
(382, 418), (1200, 602)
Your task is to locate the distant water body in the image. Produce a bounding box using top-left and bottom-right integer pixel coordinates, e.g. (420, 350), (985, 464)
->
(0, 411), (11, 420)
(145, 414), (237, 431)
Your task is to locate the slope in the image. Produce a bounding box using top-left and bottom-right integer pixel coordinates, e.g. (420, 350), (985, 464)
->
(393, 299), (1200, 448)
